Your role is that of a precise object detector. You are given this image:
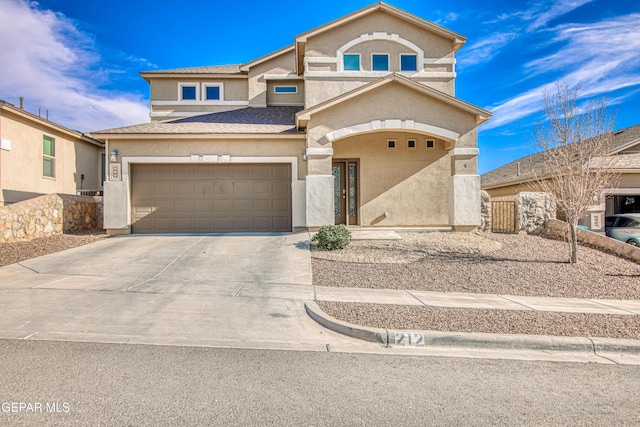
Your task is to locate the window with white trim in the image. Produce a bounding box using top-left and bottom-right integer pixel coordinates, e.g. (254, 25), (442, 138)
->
(203, 83), (222, 100)
(407, 139), (416, 149)
(274, 85), (298, 94)
(387, 140), (396, 149)
(178, 82), (198, 101)
(372, 54), (389, 71)
(426, 139), (435, 149)
(43, 135), (55, 178)
(400, 54), (418, 71)
(343, 53), (360, 71)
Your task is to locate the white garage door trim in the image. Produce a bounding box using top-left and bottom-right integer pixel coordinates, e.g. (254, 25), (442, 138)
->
(122, 155), (305, 230)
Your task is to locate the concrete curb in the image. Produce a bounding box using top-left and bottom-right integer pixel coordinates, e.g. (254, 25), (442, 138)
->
(304, 301), (640, 355)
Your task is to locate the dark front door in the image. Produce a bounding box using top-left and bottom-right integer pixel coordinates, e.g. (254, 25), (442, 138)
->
(332, 160), (358, 225)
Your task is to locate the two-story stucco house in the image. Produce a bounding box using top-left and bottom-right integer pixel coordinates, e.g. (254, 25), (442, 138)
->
(0, 100), (105, 206)
(91, 2), (491, 235)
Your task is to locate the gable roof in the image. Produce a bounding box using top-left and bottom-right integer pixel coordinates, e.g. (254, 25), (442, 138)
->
(239, 45), (295, 72)
(294, 2), (466, 74)
(90, 106), (304, 137)
(0, 100), (104, 147)
(140, 65), (244, 82)
(481, 123), (640, 189)
(296, 73), (491, 128)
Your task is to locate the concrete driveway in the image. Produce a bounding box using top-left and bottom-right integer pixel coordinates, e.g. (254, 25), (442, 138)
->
(0, 233), (361, 351)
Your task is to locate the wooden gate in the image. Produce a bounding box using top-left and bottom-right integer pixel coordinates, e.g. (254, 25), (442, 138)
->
(491, 201), (516, 233)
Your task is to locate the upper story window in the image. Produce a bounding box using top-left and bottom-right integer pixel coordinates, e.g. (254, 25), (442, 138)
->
(343, 53), (360, 71)
(372, 54), (389, 71)
(179, 82), (198, 101)
(43, 135), (55, 178)
(400, 54), (418, 71)
(204, 83), (222, 100)
(274, 85), (298, 94)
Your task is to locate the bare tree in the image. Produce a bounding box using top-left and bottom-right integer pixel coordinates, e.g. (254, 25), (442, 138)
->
(531, 83), (618, 264)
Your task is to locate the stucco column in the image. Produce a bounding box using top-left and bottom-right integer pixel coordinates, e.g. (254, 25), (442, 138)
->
(305, 146), (334, 228)
(449, 148), (481, 231)
(103, 177), (130, 235)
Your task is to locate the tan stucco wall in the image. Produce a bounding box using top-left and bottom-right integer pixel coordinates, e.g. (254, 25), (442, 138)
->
(0, 110), (102, 205)
(306, 81), (478, 158)
(107, 138), (307, 179)
(333, 131), (450, 226)
(247, 50), (297, 108)
(266, 81), (305, 106)
(149, 78), (248, 102)
(305, 10), (455, 60)
(618, 172), (640, 188)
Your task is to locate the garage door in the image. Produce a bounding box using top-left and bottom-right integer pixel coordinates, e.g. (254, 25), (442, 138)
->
(131, 164), (291, 233)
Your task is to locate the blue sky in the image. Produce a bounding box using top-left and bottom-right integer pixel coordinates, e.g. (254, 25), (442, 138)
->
(1, 0), (639, 173)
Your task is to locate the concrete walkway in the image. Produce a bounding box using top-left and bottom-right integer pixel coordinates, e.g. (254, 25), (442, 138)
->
(315, 286), (640, 315)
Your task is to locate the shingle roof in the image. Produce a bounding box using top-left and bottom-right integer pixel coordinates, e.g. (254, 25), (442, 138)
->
(91, 106), (304, 135)
(481, 124), (640, 188)
(141, 65), (243, 75)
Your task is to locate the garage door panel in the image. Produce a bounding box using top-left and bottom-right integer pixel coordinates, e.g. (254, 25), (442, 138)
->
(132, 163), (291, 233)
(233, 181), (251, 195)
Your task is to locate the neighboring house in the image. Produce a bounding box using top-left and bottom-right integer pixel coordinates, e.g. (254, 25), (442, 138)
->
(0, 100), (105, 206)
(481, 123), (640, 231)
(90, 2), (491, 235)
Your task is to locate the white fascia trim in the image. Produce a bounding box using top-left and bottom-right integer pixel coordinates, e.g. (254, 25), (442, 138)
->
(151, 101), (249, 106)
(303, 57), (338, 64)
(325, 120), (460, 144)
(337, 33), (424, 72)
(424, 58), (456, 64)
(451, 148), (479, 157)
(305, 147), (333, 157)
(605, 187), (640, 195)
(263, 74), (304, 80)
(149, 111), (218, 119)
(304, 71), (455, 79)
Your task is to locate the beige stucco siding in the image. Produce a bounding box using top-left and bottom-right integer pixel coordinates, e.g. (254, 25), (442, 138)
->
(306, 82), (478, 159)
(305, 11), (455, 59)
(248, 50), (297, 108)
(618, 172), (640, 188)
(0, 111), (102, 204)
(333, 131), (450, 226)
(107, 138), (307, 179)
(150, 78), (248, 102)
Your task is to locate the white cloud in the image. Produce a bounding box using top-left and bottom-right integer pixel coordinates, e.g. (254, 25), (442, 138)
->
(527, 0), (595, 30)
(483, 13), (640, 130)
(0, 0), (149, 131)
(458, 32), (518, 67)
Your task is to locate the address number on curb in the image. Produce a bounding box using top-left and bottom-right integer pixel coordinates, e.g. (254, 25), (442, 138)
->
(394, 332), (425, 347)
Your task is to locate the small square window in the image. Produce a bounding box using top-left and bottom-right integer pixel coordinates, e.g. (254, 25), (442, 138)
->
(388, 140), (396, 149)
(274, 85), (297, 94)
(400, 54), (418, 71)
(344, 54), (360, 71)
(426, 139), (435, 149)
(205, 86), (220, 100)
(407, 139), (416, 149)
(181, 85), (197, 100)
(372, 54), (389, 71)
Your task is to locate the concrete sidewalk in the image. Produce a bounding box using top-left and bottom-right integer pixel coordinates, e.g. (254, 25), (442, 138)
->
(315, 286), (640, 315)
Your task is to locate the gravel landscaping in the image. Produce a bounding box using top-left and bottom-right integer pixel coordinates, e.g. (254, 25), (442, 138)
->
(313, 231), (640, 339)
(0, 231), (108, 267)
(318, 302), (640, 339)
(312, 232), (640, 300)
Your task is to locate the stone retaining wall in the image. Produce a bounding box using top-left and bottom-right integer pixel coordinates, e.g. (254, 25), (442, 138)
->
(480, 191), (491, 232)
(516, 192), (556, 234)
(543, 219), (640, 262)
(0, 194), (103, 243)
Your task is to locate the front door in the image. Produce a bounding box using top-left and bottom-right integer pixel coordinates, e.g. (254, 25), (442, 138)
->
(332, 160), (358, 225)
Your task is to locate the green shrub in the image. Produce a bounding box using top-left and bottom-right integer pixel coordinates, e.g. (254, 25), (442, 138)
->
(312, 225), (351, 250)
